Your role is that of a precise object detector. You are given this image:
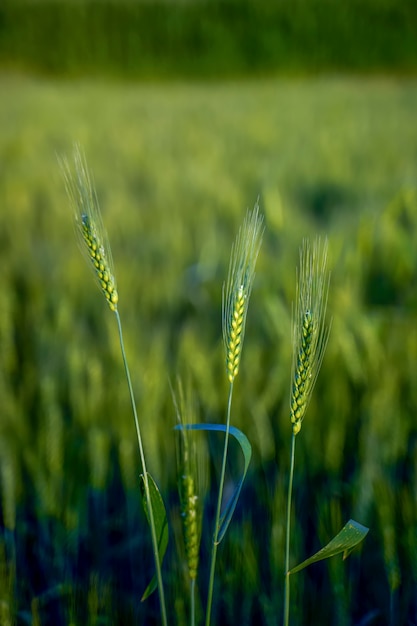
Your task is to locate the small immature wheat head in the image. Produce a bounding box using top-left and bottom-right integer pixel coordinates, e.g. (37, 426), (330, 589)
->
(61, 145), (118, 312)
(222, 201), (264, 383)
(173, 380), (205, 582)
(290, 238), (330, 436)
(180, 473), (200, 580)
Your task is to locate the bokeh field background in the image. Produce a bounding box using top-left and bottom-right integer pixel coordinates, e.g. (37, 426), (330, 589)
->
(1, 1), (417, 625)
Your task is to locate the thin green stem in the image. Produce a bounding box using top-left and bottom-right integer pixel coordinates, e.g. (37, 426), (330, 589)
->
(284, 432), (296, 626)
(190, 577), (196, 626)
(115, 310), (168, 626)
(205, 382), (234, 626)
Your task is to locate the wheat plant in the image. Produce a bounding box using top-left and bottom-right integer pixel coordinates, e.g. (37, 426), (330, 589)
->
(58, 149), (368, 626)
(284, 238), (331, 626)
(60, 145), (168, 626)
(204, 202), (264, 626)
(173, 378), (207, 626)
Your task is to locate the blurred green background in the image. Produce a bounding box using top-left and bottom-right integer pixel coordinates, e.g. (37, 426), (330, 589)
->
(1, 1), (417, 625)
(1, 0), (417, 78)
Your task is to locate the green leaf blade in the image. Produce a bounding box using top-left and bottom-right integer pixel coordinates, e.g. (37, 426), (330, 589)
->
(175, 423), (252, 544)
(289, 519), (369, 575)
(140, 472), (169, 601)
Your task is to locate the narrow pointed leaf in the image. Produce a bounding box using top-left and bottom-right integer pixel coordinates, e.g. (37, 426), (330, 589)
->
(175, 423), (252, 543)
(139, 472), (169, 601)
(289, 519), (369, 575)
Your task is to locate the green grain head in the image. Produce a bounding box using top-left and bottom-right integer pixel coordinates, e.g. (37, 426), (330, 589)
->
(222, 201), (264, 383)
(180, 473), (200, 581)
(61, 145), (118, 312)
(173, 379), (207, 582)
(290, 238), (330, 435)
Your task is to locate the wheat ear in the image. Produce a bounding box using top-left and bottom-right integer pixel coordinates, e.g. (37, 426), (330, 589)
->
(290, 238), (331, 435)
(173, 381), (203, 582)
(173, 378), (207, 626)
(181, 473), (200, 581)
(60, 145), (118, 311)
(222, 201), (264, 383)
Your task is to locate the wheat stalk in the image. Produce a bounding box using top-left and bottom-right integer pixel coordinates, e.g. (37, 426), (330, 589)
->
(206, 201), (264, 626)
(60, 145), (167, 626)
(284, 237), (331, 626)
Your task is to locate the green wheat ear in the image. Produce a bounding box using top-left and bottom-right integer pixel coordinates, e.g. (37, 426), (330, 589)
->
(222, 201), (264, 383)
(173, 379), (206, 583)
(290, 238), (331, 435)
(181, 473), (200, 581)
(61, 145), (119, 312)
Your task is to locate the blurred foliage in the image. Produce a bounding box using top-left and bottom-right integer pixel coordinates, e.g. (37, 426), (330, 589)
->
(0, 0), (417, 79)
(1, 75), (417, 624)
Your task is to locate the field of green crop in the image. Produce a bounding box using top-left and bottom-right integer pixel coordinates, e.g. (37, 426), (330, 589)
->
(1, 73), (417, 625)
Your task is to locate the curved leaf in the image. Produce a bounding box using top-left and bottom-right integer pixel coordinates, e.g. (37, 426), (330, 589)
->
(175, 423), (252, 543)
(140, 472), (169, 601)
(289, 519), (369, 575)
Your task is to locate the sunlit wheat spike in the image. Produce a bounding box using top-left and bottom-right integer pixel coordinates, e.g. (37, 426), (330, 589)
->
(290, 238), (330, 435)
(222, 201), (264, 383)
(61, 145), (119, 312)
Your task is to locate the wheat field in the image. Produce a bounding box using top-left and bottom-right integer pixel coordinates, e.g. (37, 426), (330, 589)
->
(1, 74), (417, 624)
